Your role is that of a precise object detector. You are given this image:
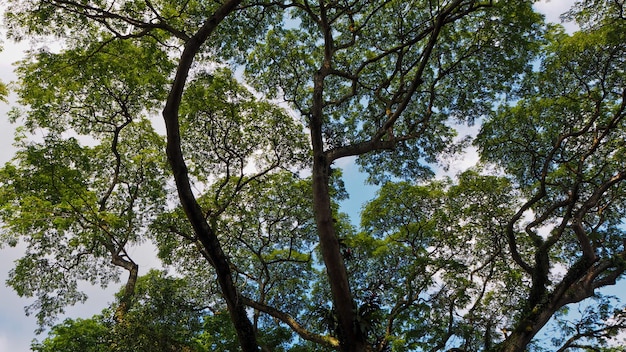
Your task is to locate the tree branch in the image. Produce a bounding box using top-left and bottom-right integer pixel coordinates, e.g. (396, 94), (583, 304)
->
(161, 1), (260, 351)
(241, 296), (341, 349)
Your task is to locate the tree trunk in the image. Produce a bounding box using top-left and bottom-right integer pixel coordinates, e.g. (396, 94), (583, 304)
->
(311, 157), (368, 352)
(309, 65), (367, 350)
(111, 256), (138, 321)
(498, 310), (553, 352)
(497, 259), (605, 352)
(161, 1), (259, 351)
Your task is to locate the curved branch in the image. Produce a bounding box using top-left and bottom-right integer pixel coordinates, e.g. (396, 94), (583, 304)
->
(161, 1), (260, 351)
(241, 296), (341, 349)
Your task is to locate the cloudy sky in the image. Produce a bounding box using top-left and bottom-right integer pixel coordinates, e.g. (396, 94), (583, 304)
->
(0, 1), (587, 351)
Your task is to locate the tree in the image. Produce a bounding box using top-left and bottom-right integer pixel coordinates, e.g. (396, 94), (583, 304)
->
(0, 44), (7, 101)
(475, 11), (626, 350)
(355, 173), (521, 351)
(0, 38), (170, 328)
(31, 269), (326, 351)
(243, 2), (543, 350)
(31, 270), (237, 352)
(30, 317), (111, 352)
(1, 1), (625, 352)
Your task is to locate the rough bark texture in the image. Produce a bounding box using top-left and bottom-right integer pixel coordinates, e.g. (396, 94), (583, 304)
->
(307, 1), (366, 348)
(312, 154), (366, 352)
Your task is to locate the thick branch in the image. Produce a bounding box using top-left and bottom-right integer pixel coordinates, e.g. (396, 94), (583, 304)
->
(242, 297), (341, 349)
(111, 254), (139, 321)
(306, 0), (364, 350)
(499, 248), (626, 352)
(161, 1), (259, 351)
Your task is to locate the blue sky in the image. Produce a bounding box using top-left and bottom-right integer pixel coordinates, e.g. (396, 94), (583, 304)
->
(2, 1), (618, 351)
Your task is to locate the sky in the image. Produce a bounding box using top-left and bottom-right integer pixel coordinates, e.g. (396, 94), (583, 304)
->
(0, 1), (607, 351)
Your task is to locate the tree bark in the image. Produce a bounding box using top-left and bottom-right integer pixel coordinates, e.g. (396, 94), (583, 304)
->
(242, 296), (341, 349)
(112, 257), (138, 322)
(162, 1), (259, 351)
(308, 33), (365, 350)
(498, 252), (626, 352)
(497, 307), (556, 352)
(307, 2), (484, 351)
(309, 65), (373, 351)
(311, 153), (367, 352)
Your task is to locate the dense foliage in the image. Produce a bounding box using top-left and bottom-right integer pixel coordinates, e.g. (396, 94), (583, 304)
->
(0, 0), (625, 351)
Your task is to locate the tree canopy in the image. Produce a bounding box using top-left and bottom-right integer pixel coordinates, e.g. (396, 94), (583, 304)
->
(0, 0), (625, 351)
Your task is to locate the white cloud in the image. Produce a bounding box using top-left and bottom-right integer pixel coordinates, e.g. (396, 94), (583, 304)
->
(0, 334), (13, 352)
(0, 331), (32, 352)
(534, 0), (579, 33)
(0, 245), (39, 352)
(0, 335), (6, 352)
(0, 41), (20, 165)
